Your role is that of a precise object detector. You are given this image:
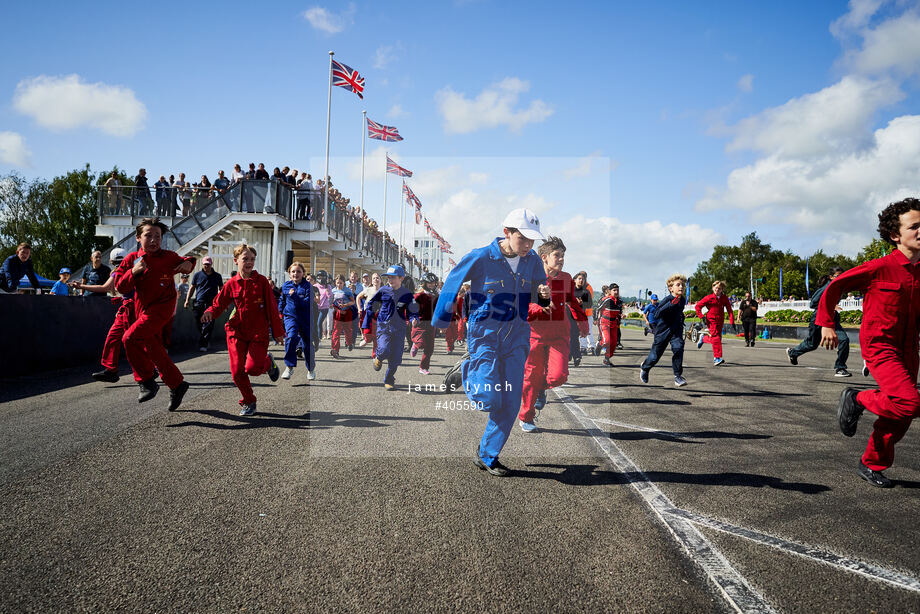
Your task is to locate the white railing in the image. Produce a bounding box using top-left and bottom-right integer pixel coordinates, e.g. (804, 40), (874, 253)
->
(686, 298), (863, 314)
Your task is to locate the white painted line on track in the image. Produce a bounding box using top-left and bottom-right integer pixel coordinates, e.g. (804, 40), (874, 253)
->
(551, 387), (775, 614)
(586, 417), (687, 438)
(665, 508), (920, 594)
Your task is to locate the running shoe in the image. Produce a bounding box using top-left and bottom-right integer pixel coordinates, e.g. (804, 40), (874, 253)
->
(373, 358), (382, 371)
(419, 368), (430, 375)
(835, 369), (852, 378)
(330, 350), (340, 359)
(384, 382), (396, 391)
(837, 388), (864, 437)
(281, 366), (293, 380)
(534, 391), (547, 410)
(856, 461), (892, 488)
(786, 347), (798, 365)
(347, 344), (354, 352)
(696, 333), (706, 350)
(297, 346), (304, 359)
(199, 346), (208, 352)
(639, 369), (649, 384)
(519, 420), (537, 433)
(573, 356), (581, 368)
(267, 354), (280, 381)
(167, 380), (190, 411)
(137, 378), (159, 403)
(308, 370), (316, 381)
(359, 339), (368, 347)
(644, 327), (649, 336)
(474, 452), (510, 477)
(862, 361), (870, 377)
(92, 369), (119, 383)
(713, 357), (725, 366)
(616, 343), (623, 350)
(410, 345), (418, 358)
(239, 402), (256, 416)
(674, 376), (687, 387)
(603, 357), (613, 367)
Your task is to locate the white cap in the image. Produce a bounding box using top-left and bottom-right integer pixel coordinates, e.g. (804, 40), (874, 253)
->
(501, 208), (544, 240)
(109, 248), (126, 263)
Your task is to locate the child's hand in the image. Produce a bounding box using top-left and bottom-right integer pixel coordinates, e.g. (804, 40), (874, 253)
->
(175, 261), (194, 275)
(819, 326), (838, 350)
(289, 288), (295, 295)
(132, 259), (147, 275)
(412, 319), (420, 328)
(274, 335), (285, 344)
(201, 311), (213, 324)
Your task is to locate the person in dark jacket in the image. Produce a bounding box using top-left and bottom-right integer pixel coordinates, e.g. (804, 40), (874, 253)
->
(0, 242), (41, 293)
(739, 292), (758, 346)
(785, 266), (850, 377)
(640, 274), (689, 387)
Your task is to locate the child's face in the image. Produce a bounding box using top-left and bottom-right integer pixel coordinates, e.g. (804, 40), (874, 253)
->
(893, 209), (920, 252)
(16, 247), (30, 262)
(541, 249), (565, 275)
(59, 273), (70, 282)
(290, 266), (304, 283)
(335, 278), (345, 289)
(610, 287), (619, 299)
(713, 284), (723, 296)
(137, 225), (162, 253)
(371, 273), (381, 287)
(669, 280), (685, 296)
(503, 229), (534, 257)
(235, 250), (255, 275)
(387, 274), (403, 289)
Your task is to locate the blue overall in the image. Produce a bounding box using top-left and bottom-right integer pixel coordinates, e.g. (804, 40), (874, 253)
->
(278, 279), (315, 371)
(363, 285), (418, 384)
(434, 238), (547, 468)
(641, 294), (686, 376)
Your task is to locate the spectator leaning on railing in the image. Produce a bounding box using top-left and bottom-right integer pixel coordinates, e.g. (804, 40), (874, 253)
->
(0, 242), (42, 294)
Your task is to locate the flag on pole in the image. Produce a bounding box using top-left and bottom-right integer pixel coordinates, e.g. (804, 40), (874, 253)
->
(331, 59), (365, 99)
(367, 117), (403, 141)
(403, 183), (422, 211)
(448, 258), (456, 267)
(779, 268), (784, 300)
(386, 155), (412, 177)
(415, 210), (422, 224)
(805, 258), (810, 295)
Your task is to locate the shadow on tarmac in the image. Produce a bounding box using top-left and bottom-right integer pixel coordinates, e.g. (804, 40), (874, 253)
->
(520, 463), (830, 493)
(167, 408), (444, 430)
(610, 430), (772, 444)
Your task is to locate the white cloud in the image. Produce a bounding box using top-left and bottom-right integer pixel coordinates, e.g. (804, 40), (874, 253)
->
(723, 75), (902, 158)
(374, 43), (402, 69)
(699, 114), (920, 236)
(387, 104), (407, 119)
(737, 74), (754, 93)
(435, 78), (554, 134)
(562, 151), (604, 180)
(302, 3), (355, 34)
(830, 0), (883, 39)
(0, 131), (31, 167)
(13, 75), (147, 137)
(848, 10), (920, 76)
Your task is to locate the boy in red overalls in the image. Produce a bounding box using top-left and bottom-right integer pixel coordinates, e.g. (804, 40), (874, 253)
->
(596, 284), (622, 366)
(202, 244), (283, 416)
(411, 273), (439, 374)
(518, 236), (586, 432)
(818, 197), (920, 488)
(114, 218), (195, 410)
(695, 280), (736, 366)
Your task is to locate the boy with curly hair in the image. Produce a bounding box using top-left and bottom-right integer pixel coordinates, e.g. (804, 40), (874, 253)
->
(640, 274), (689, 387)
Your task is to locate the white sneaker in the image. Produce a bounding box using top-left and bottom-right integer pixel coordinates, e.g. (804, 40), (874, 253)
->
(359, 339), (368, 347)
(281, 366), (293, 380)
(308, 370), (316, 381)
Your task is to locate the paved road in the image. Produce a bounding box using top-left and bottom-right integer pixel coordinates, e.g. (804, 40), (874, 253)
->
(1, 328), (918, 612)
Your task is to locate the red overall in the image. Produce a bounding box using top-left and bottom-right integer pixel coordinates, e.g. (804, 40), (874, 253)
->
(100, 294), (143, 381)
(115, 249), (195, 389)
(818, 249), (920, 471)
(597, 296), (622, 359)
(411, 291), (436, 370)
(695, 293), (735, 359)
(443, 293), (467, 352)
(206, 271), (284, 406)
(519, 271), (587, 423)
(331, 301), (356, 352)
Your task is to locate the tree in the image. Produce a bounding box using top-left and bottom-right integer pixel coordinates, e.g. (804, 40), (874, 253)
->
(856, 237), (892, 264)
(0, 164), (112, 277)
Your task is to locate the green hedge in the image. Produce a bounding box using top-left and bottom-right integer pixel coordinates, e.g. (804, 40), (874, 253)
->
(627, 311), (642, 319)
(762, 308), (862, 324)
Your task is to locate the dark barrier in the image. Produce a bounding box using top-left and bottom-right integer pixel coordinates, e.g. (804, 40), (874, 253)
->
(0, 294), (229, 377)
(621, 318), (861, 345)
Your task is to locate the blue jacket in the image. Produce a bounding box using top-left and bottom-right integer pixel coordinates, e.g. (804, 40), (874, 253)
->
(654, 293), (687, 337)
(642, 301), (659, 324)
(363, 285), (419, 330)
(433, 238), (547, 332)
(1, 254), (40, 292)
(278, 279), (314, 319)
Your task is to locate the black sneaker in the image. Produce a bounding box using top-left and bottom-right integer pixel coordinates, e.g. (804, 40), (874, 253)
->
(862, 362), (870, 377)
(835, 369), (852, 378)
(474, 453), (510, 477)
(639, 369), (649, 384)
(167, 380), (190, 411)
(92, 369), (119, 383)
(573, 356), (581, 367)
(137, 378), (159, 403)
(837, 388), (864, 437)
(856, 461), (893, 488)
(644, 327), (649, 336)
(267, 354), (280, 382)
(603, 357), (613, 367)
(296, 346), (304, 359)
(786, 347), (798, 365)
(616, 343), (623, 350)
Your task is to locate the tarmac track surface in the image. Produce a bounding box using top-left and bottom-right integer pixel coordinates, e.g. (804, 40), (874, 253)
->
(0, 328), (918, 613)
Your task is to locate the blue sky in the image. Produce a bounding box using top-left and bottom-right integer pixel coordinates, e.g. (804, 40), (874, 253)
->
(2, 1), (919, 295)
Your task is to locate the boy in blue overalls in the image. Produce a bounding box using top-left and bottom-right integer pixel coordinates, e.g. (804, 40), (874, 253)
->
(434, 209), (551, 476)
(363, 265), (420, 390)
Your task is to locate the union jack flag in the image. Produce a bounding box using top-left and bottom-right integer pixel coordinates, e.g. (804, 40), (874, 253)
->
(331, 59), (365, 99)
(448, 258), (456, 267)
(415, 210), (422, 224)
(386, 155), (412, 177)
(367, 117), (403, 142)
(403, 183), (422, 211)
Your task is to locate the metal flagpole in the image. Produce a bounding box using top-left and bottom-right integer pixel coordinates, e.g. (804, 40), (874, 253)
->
(360, 110), (366, 254)
(399, 179), (405, 263)
(323, 51), (334, 226)
(383, 151), (388, 260)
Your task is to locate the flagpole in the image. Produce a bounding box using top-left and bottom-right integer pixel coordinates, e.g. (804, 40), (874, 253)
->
(323, 51), (334, 227)
(360, 110), (366, 217)
(399, 180), (405, 264)
(383, 151), (388, 260)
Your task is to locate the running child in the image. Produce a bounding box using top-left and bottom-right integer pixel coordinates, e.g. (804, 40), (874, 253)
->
(278, 261), (316, 381)
(642, 294), (660, 337)
(330, 274), (356, 358)
(114, 218), (195, 410)
(694, 280), (736, 366)
(411, 273), (439, 375)
(202, 244), (283, 416)
(817, 197), (920, 488)
(433, 208), (550, 476)
(518, 236), (586, 432)
(596, 284), (623, 367)
(640, 274), (688, 387)
(363, 265), (419, 390)
(785, 266), (851, 377)
(356, 273), (382, 353)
